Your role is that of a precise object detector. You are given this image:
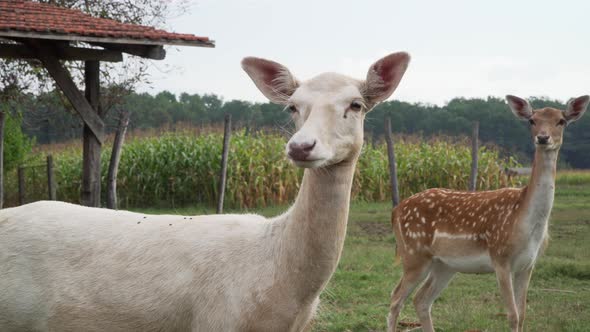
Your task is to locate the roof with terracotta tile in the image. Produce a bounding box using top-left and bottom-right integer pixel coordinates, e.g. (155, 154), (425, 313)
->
(0, 0), (214, 47)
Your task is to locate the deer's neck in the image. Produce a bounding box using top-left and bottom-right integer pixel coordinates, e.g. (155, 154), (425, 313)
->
(520, 148), (558, 232)
(276, 162), (356, 302)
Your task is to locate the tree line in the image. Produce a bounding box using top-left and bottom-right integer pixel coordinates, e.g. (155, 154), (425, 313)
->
(16, 91), (590, 168)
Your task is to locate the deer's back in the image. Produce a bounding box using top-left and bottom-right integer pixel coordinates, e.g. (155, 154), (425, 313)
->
(392, 188), (526, 273)
(0, 201), (276, 331)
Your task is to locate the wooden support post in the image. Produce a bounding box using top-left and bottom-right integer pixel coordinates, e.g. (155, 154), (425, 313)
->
(385, 116), (400, 207)
(217, 114), (231, 214)
(29, 42), (105, 206)
(18, 166), (25, 206)
(469, 121), (479, 191)
(82, 61), (103, 207)
(0, 111), (4, 209)
(30, 42), (105, 143)
(47, 155), (56, 200)
(107, 111), (130, 209)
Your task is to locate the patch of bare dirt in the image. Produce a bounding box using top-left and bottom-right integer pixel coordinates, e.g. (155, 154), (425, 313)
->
(356, 221), (392, 238)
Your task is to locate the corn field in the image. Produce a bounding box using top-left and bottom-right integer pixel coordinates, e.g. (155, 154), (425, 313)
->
(4, 131), (521, 209)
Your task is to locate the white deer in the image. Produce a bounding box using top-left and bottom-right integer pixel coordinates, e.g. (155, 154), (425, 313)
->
(386, 95), (589, 332)
(0, 52), (410, 332)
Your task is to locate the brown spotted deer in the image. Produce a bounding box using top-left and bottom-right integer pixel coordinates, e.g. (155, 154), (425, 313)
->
(0, 52), (410, 332)
(387, 95), (589, 332)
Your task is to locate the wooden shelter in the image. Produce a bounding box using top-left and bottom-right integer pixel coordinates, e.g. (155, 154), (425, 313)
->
(0, 0), (214, 207)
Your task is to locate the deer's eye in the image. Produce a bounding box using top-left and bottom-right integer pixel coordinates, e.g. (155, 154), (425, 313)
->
(557, 118), (567, 126)
(529, 119), (535, 126)
(350, 101), (363, 112)
(287, 105), (298, 113)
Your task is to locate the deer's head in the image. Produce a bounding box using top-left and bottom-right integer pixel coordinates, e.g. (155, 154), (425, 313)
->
(242, 52), (410, 168)
(506, 95), (589, 150)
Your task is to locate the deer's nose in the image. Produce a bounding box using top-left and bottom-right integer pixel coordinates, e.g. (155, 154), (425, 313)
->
(288, 141), (316, 161)
(536, 135), (550, 145)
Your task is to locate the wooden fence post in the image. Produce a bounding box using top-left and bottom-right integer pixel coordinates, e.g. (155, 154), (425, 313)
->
(0, 111), (5, 209)
(18, 166), (25, 205)
(47, 155), (56, 200)
(469, 121), (479, 191)
(217, 114), (232, 214)
(107, 110), (130, 209)
(384, 116), (400, 207)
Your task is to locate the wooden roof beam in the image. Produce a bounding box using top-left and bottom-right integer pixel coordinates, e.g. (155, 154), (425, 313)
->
(0, 43), (123, 62)
(93, 43), (165, 60)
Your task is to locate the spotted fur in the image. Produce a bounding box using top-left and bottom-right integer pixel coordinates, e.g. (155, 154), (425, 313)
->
(387, 96), (589, 332)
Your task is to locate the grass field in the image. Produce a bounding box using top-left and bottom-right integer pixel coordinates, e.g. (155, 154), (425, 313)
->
(136, 180), (590, 332)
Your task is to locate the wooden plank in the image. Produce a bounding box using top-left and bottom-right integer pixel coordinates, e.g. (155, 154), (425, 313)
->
(46, 155), (57, 200)
(18, 166), (25, 206)
(0, 111), (4, 209)
(384, 116), (400, 207)
(107, 110), (130, 209)
(81, 61), (103, 207)
(94, 43), (166, 60)
(0, 43), (123, 62)
(0, 31), (215, 48)
(216, 114), (232, 214)
(29, 42), (105, 143)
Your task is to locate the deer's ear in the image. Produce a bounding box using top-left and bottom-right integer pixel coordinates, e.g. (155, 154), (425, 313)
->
(564, 95), (590, 123)
(241, 57), (299, 104)
(506, 95), (533, 120)
(363, 52), (410, 107)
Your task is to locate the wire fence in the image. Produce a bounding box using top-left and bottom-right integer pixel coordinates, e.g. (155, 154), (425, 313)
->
(9, 155), (56, 206)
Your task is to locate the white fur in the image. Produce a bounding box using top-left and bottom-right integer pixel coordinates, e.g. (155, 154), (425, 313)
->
(431, 230), (494, 273)
(433, 230), (477, 241)
(1, 52), (411, 332)
(435, 254), (494, 274)
(0, 201), (278, 331)
(286, 74), (365, 168)
(513, 152), (555, 272)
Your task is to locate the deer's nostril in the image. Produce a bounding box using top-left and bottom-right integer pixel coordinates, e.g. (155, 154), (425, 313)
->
(288, 141), (316, 161)
(537, 135), (550, 144)
(302, 140), (316, 152)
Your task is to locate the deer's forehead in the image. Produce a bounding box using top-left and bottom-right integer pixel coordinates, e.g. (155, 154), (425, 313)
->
(532, 107), (565, 121)
(291, 73), (363, 105)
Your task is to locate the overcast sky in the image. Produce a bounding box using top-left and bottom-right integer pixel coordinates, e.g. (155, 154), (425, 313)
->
(141, 0), (590, 105)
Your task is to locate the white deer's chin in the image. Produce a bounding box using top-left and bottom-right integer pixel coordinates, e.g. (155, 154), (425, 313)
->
(289, 158), (328, 169)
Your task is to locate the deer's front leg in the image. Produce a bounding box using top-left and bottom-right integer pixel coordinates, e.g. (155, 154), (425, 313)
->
(289, 297), (320, 332)
(514, 267), (534, 332)
(495, 264), (519, 332)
